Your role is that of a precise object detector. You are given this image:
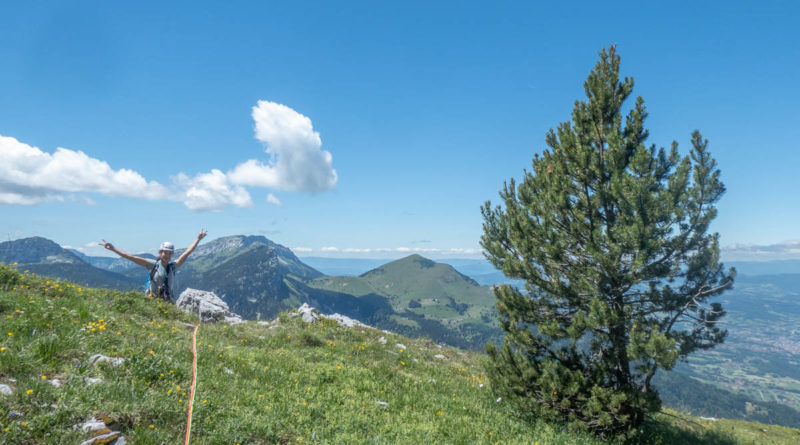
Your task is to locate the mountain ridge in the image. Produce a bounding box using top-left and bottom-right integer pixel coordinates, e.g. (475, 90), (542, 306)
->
(4, 235), (800, 427)
(0, 237), (140, 290)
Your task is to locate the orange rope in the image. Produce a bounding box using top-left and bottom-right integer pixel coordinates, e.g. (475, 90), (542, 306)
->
(184, 324), (200, 445)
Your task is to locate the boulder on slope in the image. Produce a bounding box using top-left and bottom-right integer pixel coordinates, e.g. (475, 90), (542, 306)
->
(176, 288), (244, 324)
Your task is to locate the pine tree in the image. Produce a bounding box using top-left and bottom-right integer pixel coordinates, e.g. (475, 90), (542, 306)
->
(481, 46), (735, 435)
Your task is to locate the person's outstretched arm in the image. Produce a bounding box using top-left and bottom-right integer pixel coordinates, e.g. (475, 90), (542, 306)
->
(98, 240), (152, 268)
(176, 230), (207, 268)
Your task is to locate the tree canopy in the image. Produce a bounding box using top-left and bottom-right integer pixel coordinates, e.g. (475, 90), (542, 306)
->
(481, 46), (735, 435)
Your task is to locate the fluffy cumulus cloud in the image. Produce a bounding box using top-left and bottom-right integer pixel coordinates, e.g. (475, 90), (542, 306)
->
(0, 100), (337, 211)
(228, 101), (338, 192)
(0, 135), (168, 205)
(173, 170), (253, 212)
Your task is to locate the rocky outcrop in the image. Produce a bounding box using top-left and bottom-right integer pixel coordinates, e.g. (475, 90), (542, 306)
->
(176, 288), (244, 324)
(290, 303), (378, 331)
(77, 415), (126, 445)
(88, 354), (125, 367)
(290, 303), (320, 323)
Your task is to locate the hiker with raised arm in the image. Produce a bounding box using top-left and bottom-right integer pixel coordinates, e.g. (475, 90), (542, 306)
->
(99, 230), (208, 302)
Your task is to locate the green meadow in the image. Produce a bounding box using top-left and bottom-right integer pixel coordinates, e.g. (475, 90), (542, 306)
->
(2, 263), (799, 444)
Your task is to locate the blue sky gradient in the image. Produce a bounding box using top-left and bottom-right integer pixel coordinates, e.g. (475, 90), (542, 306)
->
(1, 1), (798, 261)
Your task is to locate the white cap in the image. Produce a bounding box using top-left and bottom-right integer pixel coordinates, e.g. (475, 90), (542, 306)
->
(159, 241), (175, 252)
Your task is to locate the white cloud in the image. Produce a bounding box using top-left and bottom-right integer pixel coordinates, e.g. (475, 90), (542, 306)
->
(0, 100), (338, 212)
(722, 240), (800, 261)
(291, 247), (312, 253)
(266, 193), (282, 206)
(412, 247), (441, 253)
(173, 170), (253, 212)
(0, 135), (169, 205)
(228, 101), (338, 192)
(310, 246), (484, 259)
(448, 248), (482, 255)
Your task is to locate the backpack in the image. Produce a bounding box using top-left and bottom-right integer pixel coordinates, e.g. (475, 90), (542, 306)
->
(145, 261), (174, 301)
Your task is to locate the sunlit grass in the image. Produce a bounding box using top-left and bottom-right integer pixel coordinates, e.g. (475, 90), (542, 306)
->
(1, 263), (799, 444)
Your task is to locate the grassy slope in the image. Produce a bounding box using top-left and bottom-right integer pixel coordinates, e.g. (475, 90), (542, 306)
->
(2, 266), (800, 444)
(307, 255), (500, 349)
(359, 255), (494, 305)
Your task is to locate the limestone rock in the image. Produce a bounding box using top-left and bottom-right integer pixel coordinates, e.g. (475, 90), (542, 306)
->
(0, 384), (13, 395)
(224, 315), (245, 325)
(324, 313), (370, 328)
(77, 415), (126, 445)
(176, 288), (243, 323)
(88, 354), (125, 367)
(293, 303), (319, 323)
(79, 430), (122, 445)
(80, 417), (107, 433)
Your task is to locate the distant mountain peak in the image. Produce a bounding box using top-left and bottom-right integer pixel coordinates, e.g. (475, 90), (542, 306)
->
(360, 254), (479, 286)
(191, 234), (279, 257)
(0, 236), (84, 265)
(378, 254), (435, 269)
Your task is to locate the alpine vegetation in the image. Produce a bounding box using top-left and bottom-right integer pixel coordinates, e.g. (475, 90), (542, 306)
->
(481, 46), (735, 436)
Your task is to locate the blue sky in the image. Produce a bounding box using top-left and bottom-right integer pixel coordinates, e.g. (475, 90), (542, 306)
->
(0, 1), (798, 261)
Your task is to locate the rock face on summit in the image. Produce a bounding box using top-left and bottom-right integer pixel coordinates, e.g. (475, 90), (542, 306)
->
(176, 288), (243, 324)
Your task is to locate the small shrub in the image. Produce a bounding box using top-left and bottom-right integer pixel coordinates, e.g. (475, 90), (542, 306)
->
(298, 330), (325, 347)
(0, 263), (21, 289)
